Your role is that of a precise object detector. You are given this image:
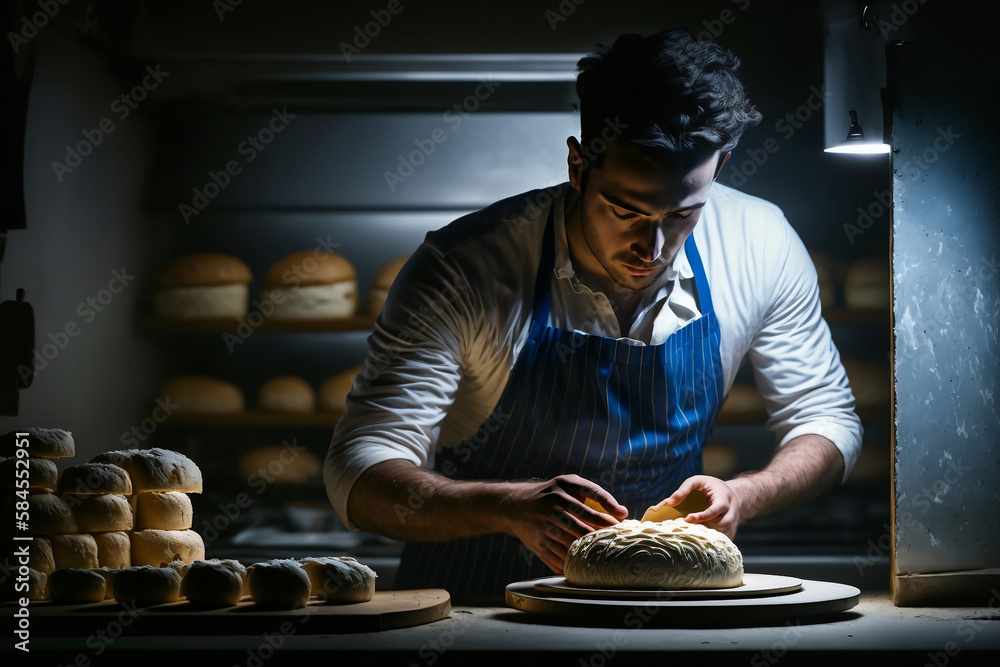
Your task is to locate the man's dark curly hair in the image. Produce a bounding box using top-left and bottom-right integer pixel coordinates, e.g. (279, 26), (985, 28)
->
(576, 28), (762, 166)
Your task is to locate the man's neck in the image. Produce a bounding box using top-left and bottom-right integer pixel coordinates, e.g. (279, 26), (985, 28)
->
(564, 190), (646, 335)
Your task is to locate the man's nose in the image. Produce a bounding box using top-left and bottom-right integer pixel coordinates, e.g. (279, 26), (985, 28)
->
(631, 222), (666, 263)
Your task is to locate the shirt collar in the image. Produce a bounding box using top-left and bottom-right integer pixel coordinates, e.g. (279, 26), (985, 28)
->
(553, 184), (695, 287)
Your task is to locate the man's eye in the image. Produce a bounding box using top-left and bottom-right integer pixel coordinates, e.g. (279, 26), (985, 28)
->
(668, 210), (694, 221)
(610, 206), (637, 221)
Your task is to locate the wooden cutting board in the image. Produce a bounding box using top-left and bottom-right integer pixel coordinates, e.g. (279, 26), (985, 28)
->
(17, 589), (450, 636)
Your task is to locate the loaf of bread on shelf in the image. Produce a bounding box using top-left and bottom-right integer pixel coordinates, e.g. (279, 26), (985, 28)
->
(58, 462), (133, 495)
(319, 363), (366, 414)
(256, 375), (316, 414)
(28, 536), (55, 574)
(153, 252), (252, 320)
(0, 427), (75, 459)
(261, 250), (357, 319)
(238, 445), (321, 485)
(368, 256), (409, 316)
(157, 375), (245, 415)
(0, 456), (58, 492)
(92, 447), (203, 494)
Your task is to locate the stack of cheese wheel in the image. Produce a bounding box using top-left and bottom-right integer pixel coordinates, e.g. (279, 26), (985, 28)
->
(90, 448), (205, 568)
(58, 462), (135, 576)
(1, 428), (79, 601)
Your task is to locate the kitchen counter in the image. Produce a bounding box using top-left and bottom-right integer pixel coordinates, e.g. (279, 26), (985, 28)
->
(14, 592), (1000, 667)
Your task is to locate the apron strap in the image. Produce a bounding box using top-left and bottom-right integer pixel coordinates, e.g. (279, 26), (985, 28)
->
(530, 203), (557, 327)
(684, 232), (714, 316)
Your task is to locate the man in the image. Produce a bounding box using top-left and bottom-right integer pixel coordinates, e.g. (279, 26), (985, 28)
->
(324, 28), (862, 602)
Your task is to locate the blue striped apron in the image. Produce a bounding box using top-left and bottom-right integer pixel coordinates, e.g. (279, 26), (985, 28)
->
(395, 204), (725, 603)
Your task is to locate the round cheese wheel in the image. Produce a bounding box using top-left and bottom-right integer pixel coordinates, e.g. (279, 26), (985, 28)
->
(113, 566), (182, 606)
(0, 456), (58, 492)
(565, 519), (744, 589)
(50, 534), (99, 570)
(92, 448), (203, 494)
(157, 376), (245, 415)
(58, 463), (132, 495)
(130, 529), (205, 567)
(93, 531), (131, 569)
(0, 428), (75, 459)
(135, 492), (193, 530)
(28, 493), (78, 535)
(48, 568), (107, 604)
(63, 493), (134, 532)
(181, 560), (244, 607)
(262, 250), (357, 320)
(248, 559), (311, 608)
(28, 536), (55, 574)
(300, 556), (377, 603)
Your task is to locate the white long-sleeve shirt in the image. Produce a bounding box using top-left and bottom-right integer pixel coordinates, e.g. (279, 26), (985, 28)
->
(324, 182), (863, 529)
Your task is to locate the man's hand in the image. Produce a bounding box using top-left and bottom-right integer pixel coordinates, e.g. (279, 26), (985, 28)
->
(662, 475), (743, 539)
(498, 474), (628, 574)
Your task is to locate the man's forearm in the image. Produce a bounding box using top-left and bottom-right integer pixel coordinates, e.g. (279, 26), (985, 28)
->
(727, 434), (845, 521)
(346, 459), (510, 541)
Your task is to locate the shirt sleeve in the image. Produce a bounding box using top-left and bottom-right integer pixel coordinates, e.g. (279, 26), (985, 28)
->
(323, 242), (474, 530)
(748, 219), (864, 484)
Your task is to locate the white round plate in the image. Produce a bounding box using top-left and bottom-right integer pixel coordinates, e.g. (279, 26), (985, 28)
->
(531, 572), (802, 600)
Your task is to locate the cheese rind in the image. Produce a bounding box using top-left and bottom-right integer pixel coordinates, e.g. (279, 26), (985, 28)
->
(564, 519), (744, 589)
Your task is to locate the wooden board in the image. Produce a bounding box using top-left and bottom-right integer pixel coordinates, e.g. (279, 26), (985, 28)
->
(13, 589), (450, 636)
(507, 578), (859, 625)
(532, 573), (802, 600)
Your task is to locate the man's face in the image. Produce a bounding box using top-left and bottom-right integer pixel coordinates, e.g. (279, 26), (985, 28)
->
(567, 140), (724, 291)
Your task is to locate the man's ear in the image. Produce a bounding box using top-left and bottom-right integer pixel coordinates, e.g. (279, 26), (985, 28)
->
(567, 137), (585, 190)
(714, 151), (732, 181)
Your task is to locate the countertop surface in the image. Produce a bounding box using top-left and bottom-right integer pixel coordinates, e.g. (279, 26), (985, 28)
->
(14, 592), (1000, 667)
